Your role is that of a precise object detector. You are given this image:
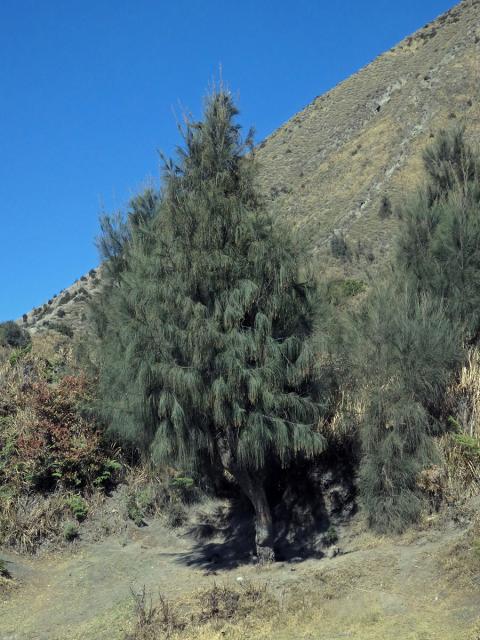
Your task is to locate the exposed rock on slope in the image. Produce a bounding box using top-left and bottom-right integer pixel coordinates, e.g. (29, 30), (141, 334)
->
(255, 0), (480, 277)
(23, 0), (480, 331)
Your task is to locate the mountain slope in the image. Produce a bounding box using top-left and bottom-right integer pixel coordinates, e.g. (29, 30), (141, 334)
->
(255, 0), (480, 276)
(22, 0), (480, 331)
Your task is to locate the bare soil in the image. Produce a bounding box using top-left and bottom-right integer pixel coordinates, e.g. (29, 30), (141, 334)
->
(1, 511), (479, 640)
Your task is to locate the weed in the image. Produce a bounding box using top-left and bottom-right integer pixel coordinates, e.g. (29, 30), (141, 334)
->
(322, 525), (339, 546)
(63, 521), (79, 541)
(127, 587), (186, 640)
(66, 495), (89, 521)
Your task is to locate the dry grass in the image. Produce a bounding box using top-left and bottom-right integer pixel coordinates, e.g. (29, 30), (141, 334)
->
(0, 491), (69, 553)
(126, 581), (273, 640)
(440, 348), (480, 499)
(451, 348), (480, 439)
(440, 511), (480, 592)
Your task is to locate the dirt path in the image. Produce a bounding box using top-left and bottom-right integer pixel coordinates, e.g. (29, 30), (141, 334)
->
(1, 519), (479, 640)
(0, 521), (213, 639)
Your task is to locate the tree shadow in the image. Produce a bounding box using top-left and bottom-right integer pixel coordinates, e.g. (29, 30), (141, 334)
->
(176, 454), (356, 570)
(177, 497), (256, 570)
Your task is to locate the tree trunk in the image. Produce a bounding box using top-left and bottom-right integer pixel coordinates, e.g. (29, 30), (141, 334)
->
(234, 469), (275, 563)
(216, 441), (275, 563)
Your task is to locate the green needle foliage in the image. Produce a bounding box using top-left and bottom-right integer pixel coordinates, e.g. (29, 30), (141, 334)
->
(348, 128), (479, 533)
(347, 285), (461, 533)
(93, 88), (324, 561)
(397, 128), (480, 341)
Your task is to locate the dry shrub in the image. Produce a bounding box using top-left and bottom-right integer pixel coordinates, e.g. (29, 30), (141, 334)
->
(126, 587), (186, 640)
(440, 348), (480, 498)
(441, 510), (480, 589)
(0, 336), (121, 551)
(451, 349), (480, 439)
(0, 492), (66, 552)
(319, 387), (364, 444)
(126, 581), (271, 640)
(196, 581), (268, 623)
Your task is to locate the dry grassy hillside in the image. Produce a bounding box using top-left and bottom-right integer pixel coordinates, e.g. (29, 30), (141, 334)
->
(22, 0), (480, 331)
(256, 0), (480, 278)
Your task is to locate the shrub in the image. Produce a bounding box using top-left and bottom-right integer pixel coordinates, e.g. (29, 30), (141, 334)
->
(330, 232), (350, 260)
(128, 588), (186, 640)
(322, 525), (338, 546)
(58, 292), (72, 306)
(63, 521), (79, 541)
(48, 322), (73, 338)
(378, 195), (392, 219)
(0, 492), (67, 552)
(326, 279), (366, 306)
(0, 349), (121, 550)
(0, 355), (119, 495)
(0, 321), (31, 349)
(65, 495), (88, 521)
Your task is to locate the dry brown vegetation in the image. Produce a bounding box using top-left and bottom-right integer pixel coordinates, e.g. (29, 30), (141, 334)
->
(0, 333), (122, 552)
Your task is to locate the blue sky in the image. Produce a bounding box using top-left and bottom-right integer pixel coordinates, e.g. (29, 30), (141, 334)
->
(1, 0), (455, 320)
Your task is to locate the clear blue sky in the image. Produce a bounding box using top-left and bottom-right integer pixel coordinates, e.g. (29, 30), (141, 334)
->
(1, 0), (455, 320)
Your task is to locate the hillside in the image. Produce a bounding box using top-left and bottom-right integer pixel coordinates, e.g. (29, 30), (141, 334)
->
(21, 0), (480, 332)
(255, 0), (480, 277)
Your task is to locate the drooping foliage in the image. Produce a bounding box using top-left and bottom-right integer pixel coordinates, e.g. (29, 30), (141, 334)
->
(396, 128), (480, 340)
(347, 285), (461, 532)
(349, 128), (480, 532)
(92, 89), (325, 559)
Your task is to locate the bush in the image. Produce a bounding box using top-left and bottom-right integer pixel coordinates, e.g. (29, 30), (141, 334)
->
(0, 321), (31, 349)
(0, 347), (122, 550)
(330, 232), (350, 260)
(65, 495), (88, 521)
(322, 525), (338, 546)
(58, 292), (72, 306)
(63, 521), (79, 541)
(378, 195), (392, 219)
(0, 352), (120, 495)
(48, 322), (73, 338)
(326, 279), (366, 306)
(125, 468), (193, 528)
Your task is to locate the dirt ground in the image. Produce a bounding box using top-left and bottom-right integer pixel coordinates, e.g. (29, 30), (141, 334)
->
(1, 513), (479, 640)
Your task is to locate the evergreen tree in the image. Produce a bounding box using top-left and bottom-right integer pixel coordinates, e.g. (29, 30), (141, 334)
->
(347, 128), (478, 533)
(346, 284), (460, 532)
(94, 89), (324, 561)
(396, 128), (480, 341)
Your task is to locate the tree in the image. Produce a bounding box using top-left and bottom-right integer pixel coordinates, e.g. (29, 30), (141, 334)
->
(344, 128), (479, 532)
(0, 321), (30, 349)
(346, 284), (460, 532)
(396, 128), (480, 341)
(94, 89), (324, 561)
